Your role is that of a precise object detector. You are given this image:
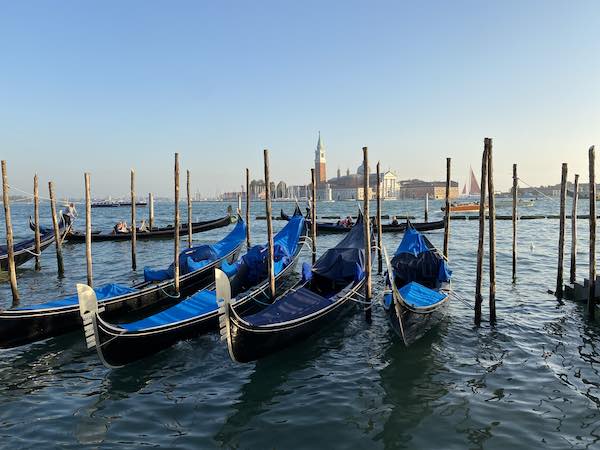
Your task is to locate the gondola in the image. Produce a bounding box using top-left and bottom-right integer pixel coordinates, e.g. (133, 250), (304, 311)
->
(0, 218), (247, 349)
(220, 211), (371, 363)
(76, 208), (308, 367)
(280, 209), (444, 234)
(37, 214), (233, 243)
(382, 223), (452, 346)
(1, 218), (68, 270)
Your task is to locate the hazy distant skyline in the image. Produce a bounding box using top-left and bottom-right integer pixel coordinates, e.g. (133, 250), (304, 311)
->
(1, 1), (599, 199)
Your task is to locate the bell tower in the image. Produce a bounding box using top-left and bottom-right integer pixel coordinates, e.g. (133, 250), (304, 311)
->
(314, 132), (327, 186)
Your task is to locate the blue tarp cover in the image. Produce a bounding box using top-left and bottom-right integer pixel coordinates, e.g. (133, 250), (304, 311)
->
(398, 281), (446, 308)
(392, 227), (452, 285)
(396, 227), (429, 256)
(143, 218), (246, 282)
(243, 287), (333, 326)
(16, 283), (137, 310)
(117, 214), (305, 331)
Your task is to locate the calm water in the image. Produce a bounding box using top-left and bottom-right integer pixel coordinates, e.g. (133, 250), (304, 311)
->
(1, 197), (599, 449)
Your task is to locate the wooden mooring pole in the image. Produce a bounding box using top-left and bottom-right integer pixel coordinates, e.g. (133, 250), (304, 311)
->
(264, 149), (275, 300)
(570, 174), (579, 284)
(424, 192), (429, 222)
(588, 146), (596, 319)
(363, 147), (372, 322)
(130, 169), (137, 271)
(48, 181), (64, 278)
(512, 164), (518, 283)
(376, 161), (382, 274)
(443, 157), (451, 259)
(85, 173), (93, 287)
(148, 192), (154, 230)
(474, 144), (488, 326)
(487, 138), (496, 323)
(245, 168), (251, 248)
(556, 163), (568, 298)
(174, 153), (180, 295)
(311, 168), (317, 264)
(33, 174), (41, 271)
(1, 161), (19, 304)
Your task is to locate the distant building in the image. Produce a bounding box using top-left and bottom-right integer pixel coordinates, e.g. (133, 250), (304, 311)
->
(397, 179), (459, 199)
(315, 132), (327, 185)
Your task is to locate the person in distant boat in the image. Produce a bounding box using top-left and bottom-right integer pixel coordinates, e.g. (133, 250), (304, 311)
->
(340, 216), (353, 227)
(139, 219), (149, 232)
(114, 221), (129, 233)
(390, 216), (399, 226)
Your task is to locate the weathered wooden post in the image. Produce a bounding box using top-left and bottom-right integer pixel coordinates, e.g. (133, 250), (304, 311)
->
(424, 192), (429, 222)
(570, 174), (579, 284)
(1, 161), (19, 304)
(245, 168), (251, 247)
(85, 173), (93, 287)
(148, 192), (154, 230)
(130, 169), (137, 270)
(237, 193), (242, 215)
(363, 147), (372, 322)
(48, 181), (64, 277)
(33, 174), (41, 271)
(512, 164), (518, 283)
(556, 162), (568, 298)
(187, 170), (193, 248)
(443, 157), (451, 259)
(376, 161), (383, 274)
(474, 145), (488, 326)
(174, 153), (180, 295)
(264, 149), (276, 299)
(487, 138), (496, 323)
(311, 168), (317, 264)
(588, 146), (596, 318)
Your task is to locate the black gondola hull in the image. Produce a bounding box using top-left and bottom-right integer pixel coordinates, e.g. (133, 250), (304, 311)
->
(0, 247), (241, 348)
(63, 215), (232, 242)
(227, 281), (364, 363)
(386, 300), (448, 346)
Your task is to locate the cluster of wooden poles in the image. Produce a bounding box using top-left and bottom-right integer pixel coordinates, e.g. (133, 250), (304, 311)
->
(554, 146), (597, 319)
(10, 140), (591, 325)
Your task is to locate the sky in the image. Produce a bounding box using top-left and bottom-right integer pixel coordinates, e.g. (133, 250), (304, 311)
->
(1, 0), (599, 199)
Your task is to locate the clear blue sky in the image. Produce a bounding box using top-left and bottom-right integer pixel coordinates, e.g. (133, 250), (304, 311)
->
(1, 0), (598, 198)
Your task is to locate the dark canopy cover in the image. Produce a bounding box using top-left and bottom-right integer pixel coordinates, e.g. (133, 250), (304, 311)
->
(312, 212), (366, 282)
(391, 227), (451, 286)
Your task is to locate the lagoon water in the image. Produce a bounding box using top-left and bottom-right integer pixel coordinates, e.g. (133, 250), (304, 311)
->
(0, 198), (599, 449)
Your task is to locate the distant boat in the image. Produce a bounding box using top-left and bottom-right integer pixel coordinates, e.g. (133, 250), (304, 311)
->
(117, 201), (148, 207)
(441, 202), (485, 213)
(461, 166), (481, 197)
(91, 200), (119, 208)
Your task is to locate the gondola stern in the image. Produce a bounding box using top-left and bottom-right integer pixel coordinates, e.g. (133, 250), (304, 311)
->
(215, 268), (240, 362)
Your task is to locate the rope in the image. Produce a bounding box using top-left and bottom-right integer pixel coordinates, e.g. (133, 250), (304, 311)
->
(516, 178), (558, 202)
(22, 248), (41, 257)
(159, 286), (181, 299)
(6, 183), (69, 205)
(449, 291), (473, 308)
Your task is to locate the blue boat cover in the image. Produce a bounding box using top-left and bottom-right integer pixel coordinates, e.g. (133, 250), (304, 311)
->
(16, 283), (137, 310)
(397, 281), (446, 308)
(243, 287), (334, 326)
(396, 227), (429, 256)
(117, 213), (305, 331)
(143, 219), (246, 282)
(392, 226), (452, 285)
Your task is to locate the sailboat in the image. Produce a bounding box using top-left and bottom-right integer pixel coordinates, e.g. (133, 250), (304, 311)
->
(441, 166), (486, 213)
